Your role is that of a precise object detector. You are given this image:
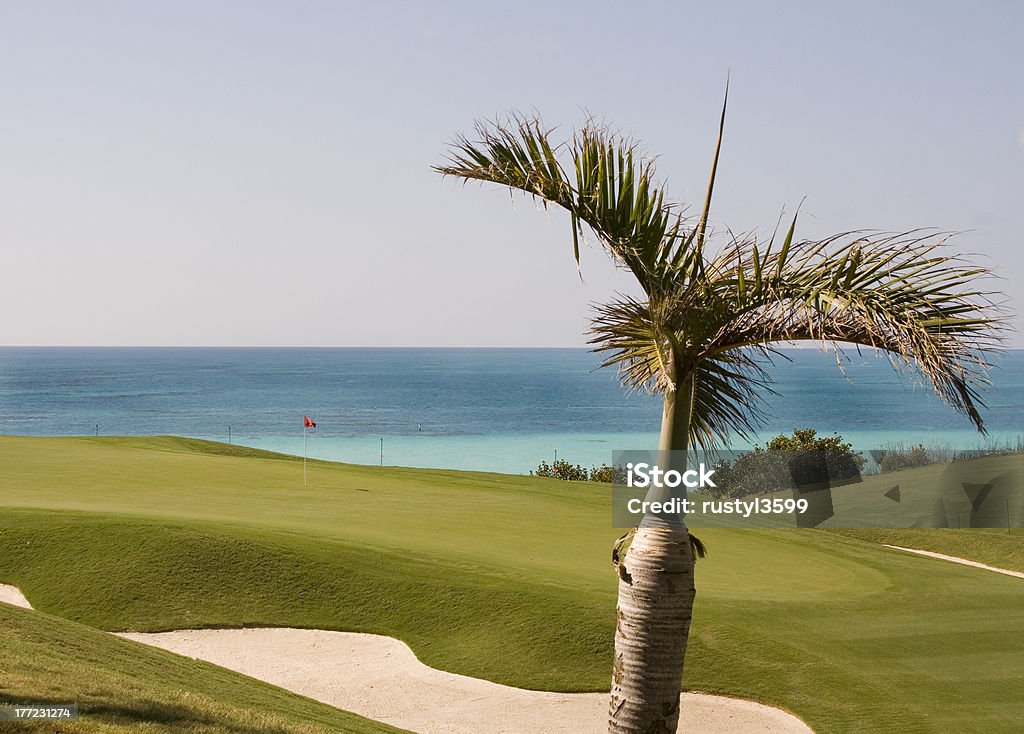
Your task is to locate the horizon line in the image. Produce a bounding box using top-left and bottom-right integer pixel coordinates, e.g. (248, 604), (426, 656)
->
(2, 344), (1023, 352)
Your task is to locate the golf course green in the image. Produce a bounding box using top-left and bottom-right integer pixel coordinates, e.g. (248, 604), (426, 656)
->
(2, 436), (1023, 733)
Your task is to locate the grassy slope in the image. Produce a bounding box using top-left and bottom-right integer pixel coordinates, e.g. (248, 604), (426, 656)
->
(0, 603), (405, 734)
(830, 528), (1024, 573)
(2, 437), (1024, 733)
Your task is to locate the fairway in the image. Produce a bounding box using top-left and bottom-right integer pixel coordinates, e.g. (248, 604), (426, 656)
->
(2, 437), (1024, 733)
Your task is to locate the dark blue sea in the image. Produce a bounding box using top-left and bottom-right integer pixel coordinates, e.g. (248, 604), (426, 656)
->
(1, 348), (1022, 473)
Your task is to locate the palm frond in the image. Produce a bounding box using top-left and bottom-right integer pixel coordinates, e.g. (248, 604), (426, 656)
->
(694, 76), (729, 256)
(587, 295), (777, 450)
(434, 113), (575, 215)
(587, 295), (671, 392)
(704, 230), (1008, 431)
(437, 104), (1008, 444)
(435, 113), (689, 289)
(570, 124), (686, 281)
(689, 350), (777, 451)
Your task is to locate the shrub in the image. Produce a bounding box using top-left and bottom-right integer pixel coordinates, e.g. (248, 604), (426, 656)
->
(531, 460), (626, 483)
(873, 442), (999, 472)
(710, 428), (864, 498)
(532, 459), (589, 481)
(877, 443), (932, 472)
(589, 463), (627, 483)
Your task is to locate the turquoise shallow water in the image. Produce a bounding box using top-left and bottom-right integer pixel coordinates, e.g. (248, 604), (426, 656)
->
(239, 428), (1024, 475)
(1, 347), (1022, 474)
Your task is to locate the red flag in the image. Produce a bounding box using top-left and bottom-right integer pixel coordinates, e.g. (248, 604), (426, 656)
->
(303, 416), (317, 429)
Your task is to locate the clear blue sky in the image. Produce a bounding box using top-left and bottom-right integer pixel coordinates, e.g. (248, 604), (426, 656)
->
(2, 1), (1021, 346)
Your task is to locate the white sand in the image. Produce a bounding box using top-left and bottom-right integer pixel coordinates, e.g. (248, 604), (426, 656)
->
(0, 582), (811, 732)
(0, 583), (33, 609)
(883, 545), (1024, 579)
(118, 627), (812, 733)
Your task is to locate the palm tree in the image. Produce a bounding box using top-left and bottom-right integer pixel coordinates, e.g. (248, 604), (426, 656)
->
(434, 94), (1005, 733)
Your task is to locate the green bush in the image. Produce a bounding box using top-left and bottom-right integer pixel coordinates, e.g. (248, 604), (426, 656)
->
(532, 459), (589, 481)
(531, 460), (626, 483)
(710, 429), (864, 498)
(589, 463), (627, 483)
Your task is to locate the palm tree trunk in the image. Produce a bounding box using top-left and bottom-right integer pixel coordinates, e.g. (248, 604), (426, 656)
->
(657, 365), (694, 456)
(609, 370), (697, 733)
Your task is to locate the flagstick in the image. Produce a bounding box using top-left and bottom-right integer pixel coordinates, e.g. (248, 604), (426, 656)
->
(303, 426), (308, 488)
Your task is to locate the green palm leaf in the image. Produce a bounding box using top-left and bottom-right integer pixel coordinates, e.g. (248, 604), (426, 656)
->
(437, 99), (1006, 443)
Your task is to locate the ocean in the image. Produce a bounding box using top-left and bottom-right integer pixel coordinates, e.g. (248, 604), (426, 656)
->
(1, 347), (1022, 474)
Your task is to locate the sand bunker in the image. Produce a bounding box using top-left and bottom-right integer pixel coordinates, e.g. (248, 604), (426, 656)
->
(0, 583), (33, 609)
(1, 582), (810, 731)
(4, 581), (811, 731)
(118, 627), (812, 733)
(883, 545), (1024, 579)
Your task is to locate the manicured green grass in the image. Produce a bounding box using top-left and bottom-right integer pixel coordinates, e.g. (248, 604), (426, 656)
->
(0, 603), (405, 733)
(0, 510), (611, 691)
(3, 436), (1024, 733)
